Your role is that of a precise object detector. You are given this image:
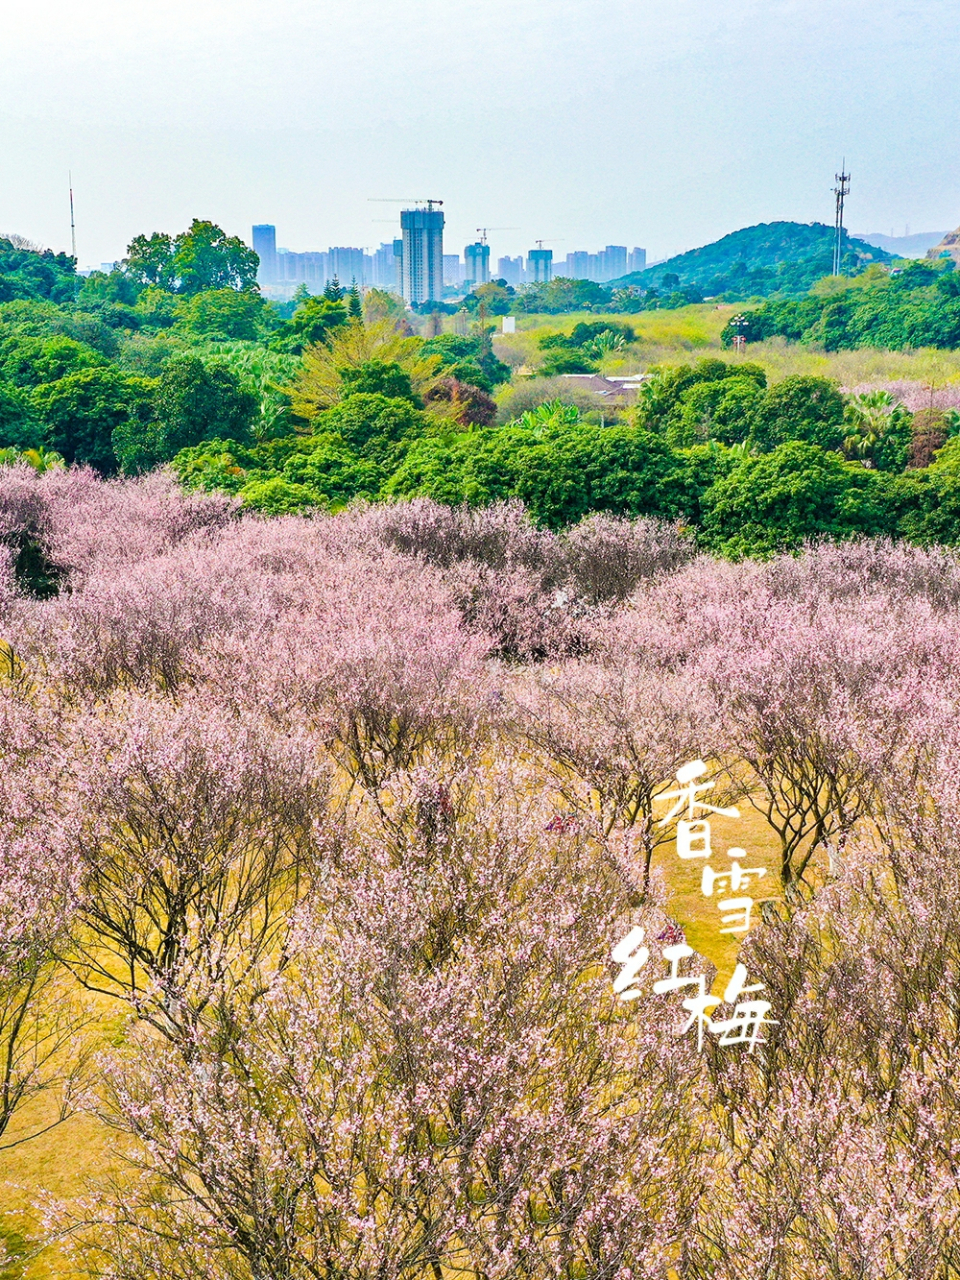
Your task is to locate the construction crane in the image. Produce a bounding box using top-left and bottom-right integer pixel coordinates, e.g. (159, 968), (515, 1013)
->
(369, 198), (444, 211)
(475, 227), (518, 244)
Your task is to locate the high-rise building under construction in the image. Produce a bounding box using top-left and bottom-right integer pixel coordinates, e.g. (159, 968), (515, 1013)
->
(399, 204), (444, 304)
(527, 247), (553, 283)
(464, 240), (490, 286)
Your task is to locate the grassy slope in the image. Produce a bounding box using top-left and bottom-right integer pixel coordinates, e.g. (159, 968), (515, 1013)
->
(495, 303), (960, 387)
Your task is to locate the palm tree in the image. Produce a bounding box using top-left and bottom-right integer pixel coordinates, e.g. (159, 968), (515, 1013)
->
(841, 389), (904, 464)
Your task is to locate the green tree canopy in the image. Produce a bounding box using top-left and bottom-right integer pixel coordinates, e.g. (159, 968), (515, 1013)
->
(76, 269), (142, 308)
(123, 233), (176, 289)
(514, 277), (610, 314)
(636, 359), (767, 433)
(174, 289), (270, 341)
(122, 221), (259, 296)
(0, 239), (77, 303)
(172, 434), (383, 512)
(751, 376), (846, 452)
(113, 356), (256, 474)
(0, 334), (108, 388)
(419, 333), (511, 390)
(31, 367), (156, 473)
(385, 421), (686, 529)
(700, 441), (891, 558)
(274, 295), (349, 354)
(339, 361), (415, 403)
(0, 381), (44, 451)
(667, 375), (765, 448)
(316, 392), (425, 462)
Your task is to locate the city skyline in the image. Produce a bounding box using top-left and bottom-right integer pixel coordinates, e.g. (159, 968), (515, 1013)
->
(5, 1), (960, 266)
(249, 219), (649, 296)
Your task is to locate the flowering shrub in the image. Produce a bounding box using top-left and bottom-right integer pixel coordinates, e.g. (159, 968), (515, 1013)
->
(0, 468), (958, 1275)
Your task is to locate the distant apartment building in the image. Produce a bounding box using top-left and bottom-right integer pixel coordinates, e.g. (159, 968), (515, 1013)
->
(371, 242), (398, 289)
(276, 248), (328, 285)
(252, 221), (641, 299)
(443, 254), (463, 286)
(393, 240), (404, 290)
(628, 247), (647, 273)
(496, 255), (524, 286)
(599, 245), (627, 280)
(399, 205), (444, 304)
(252, 224), (278, 283)
(557, 245), (636, 282)
(464, 241), (491, 287)
(527, 247), (553, 283)
(328, 246), (366, 287)
(252, 226), (406, 293)
(564, 250), (592, 280)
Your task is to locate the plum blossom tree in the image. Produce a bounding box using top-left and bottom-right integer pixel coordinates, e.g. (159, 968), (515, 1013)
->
(64, 695), (325, 1035)
(694, 804), (960, 1277)
(0, 691), (83, 1149)
(4, 471), (960, 1275)
(78, 768), (713, 1280)
(507, 656), (712, 892)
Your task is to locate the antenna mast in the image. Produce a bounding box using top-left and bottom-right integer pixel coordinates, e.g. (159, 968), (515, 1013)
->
(69, 172), (77, 262)
(833, 162), (850, 276)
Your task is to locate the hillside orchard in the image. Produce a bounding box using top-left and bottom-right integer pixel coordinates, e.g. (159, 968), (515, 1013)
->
(0, 471), (956, 1276)
(5, 223), (960, 1277)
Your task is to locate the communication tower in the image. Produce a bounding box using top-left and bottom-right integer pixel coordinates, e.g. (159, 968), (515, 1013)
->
(69, 172), (76, 261)
(833, 164), (851, 277)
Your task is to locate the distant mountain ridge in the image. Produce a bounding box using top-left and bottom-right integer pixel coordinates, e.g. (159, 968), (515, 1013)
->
(855, 230), (946, 257)
(609, 220), (893, 300)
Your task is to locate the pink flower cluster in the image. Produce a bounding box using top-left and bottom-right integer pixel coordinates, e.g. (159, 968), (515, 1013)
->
(0, 466), (958, 1275)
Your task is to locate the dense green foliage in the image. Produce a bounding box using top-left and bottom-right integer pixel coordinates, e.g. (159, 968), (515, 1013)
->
(723, 259), (960, 350)
(419, 333), (512, 391)
(123, 220), (260, 295)
(0, 223), (308, 472)
(170, 359), (960, 556)
(173, 391), (424, 512)
(513, 277), (613, 314)
(534, 322), (637, 374)
(0, 238), (78, 303)
(32, 367), (156, 473)
(7, 217), (960, 558)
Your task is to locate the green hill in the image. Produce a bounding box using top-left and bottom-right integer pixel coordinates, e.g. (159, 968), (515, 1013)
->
(611, 221), (894, 300)
(0, 237), (78, 304)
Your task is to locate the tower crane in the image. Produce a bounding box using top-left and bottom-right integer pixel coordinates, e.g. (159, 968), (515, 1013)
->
(369, 198), (444, 210)
(475, 227), (518, 244)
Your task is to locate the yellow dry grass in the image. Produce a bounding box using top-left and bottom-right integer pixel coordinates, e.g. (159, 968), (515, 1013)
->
(495, 303), (960, 390)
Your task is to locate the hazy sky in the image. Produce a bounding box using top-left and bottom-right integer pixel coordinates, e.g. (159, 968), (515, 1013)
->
(2, 0), (959, 268)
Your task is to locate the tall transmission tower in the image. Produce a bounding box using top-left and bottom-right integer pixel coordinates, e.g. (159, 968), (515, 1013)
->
(69, 172), (77, 261)
(832, 162), (850, 276)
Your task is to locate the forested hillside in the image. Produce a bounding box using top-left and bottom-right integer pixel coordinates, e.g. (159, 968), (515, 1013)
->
(612, 221), (892, 300)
